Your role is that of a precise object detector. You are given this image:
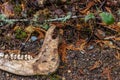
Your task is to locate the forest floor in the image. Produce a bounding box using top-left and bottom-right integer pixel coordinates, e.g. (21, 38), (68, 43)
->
(0, 0), (120, 80)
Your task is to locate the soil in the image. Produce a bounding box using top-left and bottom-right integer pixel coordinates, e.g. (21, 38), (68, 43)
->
(0, 0), (120, 80)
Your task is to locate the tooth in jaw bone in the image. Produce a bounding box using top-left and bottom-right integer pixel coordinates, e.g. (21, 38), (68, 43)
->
(10, 53), (14, 59)
(0, 52), (4, 57)
(17, 54), (20, 60)
(15, 54), (20, 60)
(27, 55), (31, 60)
(4, 54), (9, 59)
(30, 55), (33, 60)
(14, 54), (17, 59)
(0, 24), (59, 76)
(0, 53), (33, 60)
(20, 55), (24, 60)
(25, 54), (28, 60)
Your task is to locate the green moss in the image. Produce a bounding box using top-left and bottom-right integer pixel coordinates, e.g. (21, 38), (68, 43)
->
(14, 4), (22, 14)
(15, 29), (27, 39)
(49, 74), (61, 80)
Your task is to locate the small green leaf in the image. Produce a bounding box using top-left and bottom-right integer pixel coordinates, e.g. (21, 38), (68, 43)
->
(42, 23), (50, 30)
(0, 14), (7, 21)
(99, 12), (114, 25)
(85, 13), (95, 22)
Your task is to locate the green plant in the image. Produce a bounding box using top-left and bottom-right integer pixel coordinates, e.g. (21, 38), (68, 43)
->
(84, 12), (115, 25)
(42, 23), (50, 30)
(15, 28), (27, 39)
(99, 12), (115, 25)
(49, 74), (61, 80)
(62, 12), (72, 22)
(85, 13), (95, 22)
(14, 4), (22, 14)
(0, 14), (14, 25)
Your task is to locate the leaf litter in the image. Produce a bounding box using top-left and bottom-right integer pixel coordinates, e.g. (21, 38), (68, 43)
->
(0, 0), (120, 80)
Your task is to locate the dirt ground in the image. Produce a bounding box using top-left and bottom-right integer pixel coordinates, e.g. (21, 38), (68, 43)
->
(0, 0), (120, 80)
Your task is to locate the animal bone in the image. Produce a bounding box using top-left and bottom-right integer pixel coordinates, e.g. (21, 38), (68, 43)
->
(0, 24), (59, 76)
(0, 53), (34, 60)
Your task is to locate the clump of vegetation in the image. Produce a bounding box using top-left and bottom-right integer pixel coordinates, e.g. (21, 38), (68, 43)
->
(15, 28), (27, 39)
(99, 12), (115, 25)
(49, 74), (61, 80)
(85, 13), (95, 22)
(0, 14), (14, 25)
(14, 4), (22, 15)
(42, 23), (50, 30)
(85, 12), (115, 25)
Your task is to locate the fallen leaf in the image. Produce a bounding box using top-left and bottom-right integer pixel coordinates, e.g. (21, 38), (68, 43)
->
(58, 41), (67, 62)
(38, 31), (45, 39)
(66, 39), (86, 51)
(1, 2), (14, 17)
(109, 24), (120, 32)
(80, 1), (95, 14)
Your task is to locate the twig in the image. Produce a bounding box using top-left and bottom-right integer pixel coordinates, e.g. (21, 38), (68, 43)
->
(99, 0), (106, 9)
(0, 15), (84, 23)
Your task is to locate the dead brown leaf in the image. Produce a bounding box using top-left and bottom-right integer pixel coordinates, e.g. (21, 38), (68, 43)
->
(58, 39), (86, 62)
(38, 31), (45, 39)
(109, 24), (120, 32)
(66, 39), (86, 51)
(58, 41), (67, 62)
(1, 2), (14, 17)
(80, 1), (95, 14)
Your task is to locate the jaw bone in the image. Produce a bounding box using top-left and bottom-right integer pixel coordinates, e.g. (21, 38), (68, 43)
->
(0, 24), (59, 76)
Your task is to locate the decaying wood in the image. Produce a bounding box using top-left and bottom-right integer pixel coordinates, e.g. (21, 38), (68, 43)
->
(0, 24), (60, 76)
